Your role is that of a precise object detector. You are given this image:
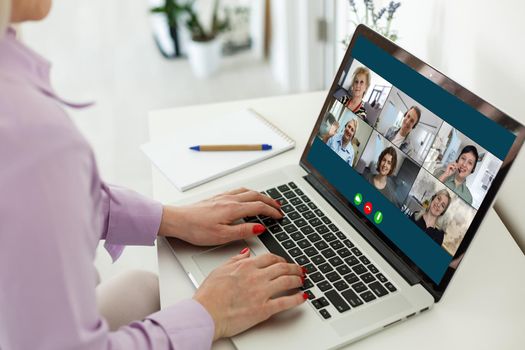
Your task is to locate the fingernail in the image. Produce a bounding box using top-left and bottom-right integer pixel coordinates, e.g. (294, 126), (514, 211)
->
(240, 247), (249, 254)
(301, 267), (307, 275)
(252, 224), (266, 234)
(302, 292), (308, 300)
(275, 200), (281, 207)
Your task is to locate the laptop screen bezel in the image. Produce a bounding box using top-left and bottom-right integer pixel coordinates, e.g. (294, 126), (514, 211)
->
(299, 24), (525, 301)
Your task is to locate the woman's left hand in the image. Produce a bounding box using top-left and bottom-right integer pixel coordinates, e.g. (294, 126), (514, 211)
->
(158, 188), (283, 246)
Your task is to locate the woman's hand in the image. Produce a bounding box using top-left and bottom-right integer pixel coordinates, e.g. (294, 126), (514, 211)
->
(158, 188), (283, 246)
(328, 121), (340, 137)
(194, 250), (307, 340)
(439, 162), (457, 181)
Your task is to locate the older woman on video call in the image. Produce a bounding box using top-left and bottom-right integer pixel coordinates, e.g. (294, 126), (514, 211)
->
(326, 118), (359, 167)
(435, 145), (479, 205)
(410, 189), (452, 246)
(0, 1), (307, 349)
(364, 146), (399, 205)
(341, 66), (371, 120)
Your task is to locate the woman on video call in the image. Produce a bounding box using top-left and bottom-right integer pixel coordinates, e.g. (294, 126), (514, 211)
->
(364, 146), (399, 205)
(326, 118), (359, 167)
(435, 145), (479, 205)
(342, 66), (370, 120)
(410, 189), (452, 246)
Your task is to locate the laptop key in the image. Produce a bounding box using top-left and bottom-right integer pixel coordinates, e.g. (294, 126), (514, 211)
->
(282, 240), (295, 249)
(351, 247), (362, 256)
(315, 225), (329, 234)
(368, 264), (379, 274)
(376, 273), (388, 283)
(301, 279), (314, 291)
(281, 204), (294, 213)
(268, 225), (283, 234)
(317, 280), (333, 292)
(325, 290), (351, 313)
(321, 217), (331, 225)
(314, 241), (329, 250)
(279, 218), (291, 226)
(330, 241), (344, 250)
(360, 291), (376, 303)
(359, 256), (370, 265)
(301, 195), (311, 203)
(275, 232), (288, 242)
(302, 211), (315, 220)
(283, 224), (298, 233)
(266, 188), (281, 199)
(257, 231), (294, 264)
(303, 247), (317, 257)
(352, 282), (367, 293)
(289, 197), (302, 206)
(288, 248), (302, 257)
(278, 184), (291, 192)
(310, 272), (324, 283)
(314, 209), (324, 217)
(336, 264), (352, 275)
(319, 309), (331, 319)
(295, 255), (310, 266)
(318, 297), (329, 307)
(311, 299), (323, 309)
(283, 191), (297, 199)
(294, 218), (308, 227)
(294, 188), (304, 195)
(337, 247), (351, 258)
(311, 255), (326, 266)
(318, 263), (333, 274)
(369, 282), (389, 297)
(343, 239), (354, 248)
(297, 239), (311, 249)
(308, 218), (322, 227)
(290, 232), (304, 241)
(335, 231), (347, 240)
(307, 202), (317, 210)
(288, 182), (297, 189)
(341, 289), (364, 307)
(384, 282), (397, 292)
(296, 204), (309, 213)
(303, 263), (317, 274)
(345, 256), (359, 266)
(262, 217), (277, 226)
(334, 280), (350, 291)
(352, 263), (368, 275)
(326, 271), (341, 282)
(344, 273), (359, 284)
(322, 232), (337, 242)
(328, 256), (343, 267)
(321, 248), (336, 259)
(288, 211), (301, 220)
(300, 226), (314, 235)
(307, 233), (322, 243)
(328, 223), (338, 231)
(360, 272), (376, 284)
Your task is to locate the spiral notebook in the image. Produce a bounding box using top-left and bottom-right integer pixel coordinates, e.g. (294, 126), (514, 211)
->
(141, 109), (295, 191)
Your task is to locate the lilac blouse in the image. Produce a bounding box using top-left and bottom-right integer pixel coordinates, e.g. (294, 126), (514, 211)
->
(0, 28), (214, 349)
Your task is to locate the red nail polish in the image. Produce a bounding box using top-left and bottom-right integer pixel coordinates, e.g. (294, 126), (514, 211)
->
(275, 200), (281, 207)
(301, 267), (307, 275)
(301, 276), (305, 284)
(302, 292), (308, 300)
(252, 224), (266, 234)
(240, 247), (249, 254)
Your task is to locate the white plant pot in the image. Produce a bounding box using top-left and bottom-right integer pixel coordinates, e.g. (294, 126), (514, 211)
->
(186, 38), (222, 79)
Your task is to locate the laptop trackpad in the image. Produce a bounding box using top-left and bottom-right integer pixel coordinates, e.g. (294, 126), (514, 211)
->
(193, 241), (252, 277)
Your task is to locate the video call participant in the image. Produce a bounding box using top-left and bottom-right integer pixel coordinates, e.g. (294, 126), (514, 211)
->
(384, 106), (421, 158)
(364, 146), (398, 205)
(410, 189), (452, 246)
(326, 119), (358, 167)
(340, 66), (371, 120)
(436, 145), (479, 205)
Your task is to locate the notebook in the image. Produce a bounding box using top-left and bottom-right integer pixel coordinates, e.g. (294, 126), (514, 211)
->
(141, 108), (295, 191)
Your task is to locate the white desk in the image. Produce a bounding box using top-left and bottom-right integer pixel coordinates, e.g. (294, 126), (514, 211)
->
(148, 92), (525, 349)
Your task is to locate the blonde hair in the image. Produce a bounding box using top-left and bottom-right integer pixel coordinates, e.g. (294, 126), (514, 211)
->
(345, 118), (359, 140)
(0, 0), (11, 39)
(351, 66), (371, 97)
(415, 189), (452, 229)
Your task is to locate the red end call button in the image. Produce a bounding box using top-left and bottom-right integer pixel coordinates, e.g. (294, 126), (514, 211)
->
(364, 202), (373, 215)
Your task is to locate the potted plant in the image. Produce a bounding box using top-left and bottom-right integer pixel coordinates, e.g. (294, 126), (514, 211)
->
(152, 0), (229, 78)
(151, 0), (184, 57)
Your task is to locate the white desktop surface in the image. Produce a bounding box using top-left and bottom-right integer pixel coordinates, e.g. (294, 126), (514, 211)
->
(148, 92), (525, 349)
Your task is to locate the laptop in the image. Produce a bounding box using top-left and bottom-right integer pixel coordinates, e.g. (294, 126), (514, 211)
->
(165, 25), (525, 349)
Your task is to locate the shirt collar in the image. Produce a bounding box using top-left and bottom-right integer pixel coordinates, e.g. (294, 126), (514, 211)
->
(334, 132), (352, 152)
(0, 26), (93, 109)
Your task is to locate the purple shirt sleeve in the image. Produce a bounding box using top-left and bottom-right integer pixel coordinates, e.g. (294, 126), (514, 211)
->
(0, 27), (215, 350)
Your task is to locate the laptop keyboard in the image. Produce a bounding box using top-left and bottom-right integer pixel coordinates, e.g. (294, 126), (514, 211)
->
(245, 181), (397, 320)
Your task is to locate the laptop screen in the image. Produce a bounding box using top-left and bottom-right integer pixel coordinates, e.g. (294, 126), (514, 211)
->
(301, 26), (524, 293)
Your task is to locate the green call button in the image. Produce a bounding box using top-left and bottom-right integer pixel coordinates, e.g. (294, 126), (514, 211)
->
(374, 211), (383, 224)
(354, 193), (363, 206)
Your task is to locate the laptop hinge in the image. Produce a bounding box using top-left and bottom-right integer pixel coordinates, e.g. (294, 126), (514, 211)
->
(303, 173), (421, 286)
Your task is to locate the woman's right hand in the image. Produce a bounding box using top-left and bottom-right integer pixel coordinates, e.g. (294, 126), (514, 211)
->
(440, 162), (457, 181)
(193, 250), (307, 341)
(328, 121), (340, 137)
